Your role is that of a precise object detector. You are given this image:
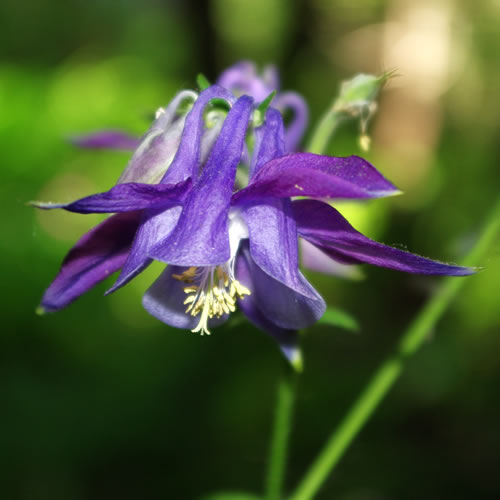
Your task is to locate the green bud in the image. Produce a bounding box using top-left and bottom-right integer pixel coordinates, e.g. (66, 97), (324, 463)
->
(333, 70), (396, 114)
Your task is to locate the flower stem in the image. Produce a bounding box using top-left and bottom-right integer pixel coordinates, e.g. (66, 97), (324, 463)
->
(265, 365), (297, 500)
(289, 198), (500, 500)
(306, 110), (344, 155)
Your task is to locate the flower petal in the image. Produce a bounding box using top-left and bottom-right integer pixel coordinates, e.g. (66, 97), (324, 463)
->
(117, 117), (187, 185)
(235, 247), (300, 364)
(300, 238), (364, 279)
(236, 241), (325, 330)
(159, 85), (236, 184)
(142, 265), (228, 330)
(233, 153), (401, 204)
(39, 211), (141, 312)
(242, 200), (322, 300)
(150, 95), (254, 266)
(106, 207), (182, 293)
(239, 108), (319, 300)
(293, 199), (475, 276)
(70, 130), (140, 151)
(32, 180), (191, 214)
(217, 60), (278, 101)
(262, 64), (280, 93)
(249, 108), (285, 178)
(273, 92), (308, 152)
(117, 90), (198, 184)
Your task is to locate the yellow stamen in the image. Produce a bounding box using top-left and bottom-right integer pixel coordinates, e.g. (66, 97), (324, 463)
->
(173, 267), (198, 282)
(176, 264), (251, 336)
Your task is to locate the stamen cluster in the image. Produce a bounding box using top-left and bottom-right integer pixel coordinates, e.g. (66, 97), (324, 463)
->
(172, 264), (251, 335)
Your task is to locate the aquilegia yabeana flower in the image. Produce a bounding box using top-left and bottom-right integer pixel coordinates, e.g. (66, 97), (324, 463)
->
(34, 66), (473, 363)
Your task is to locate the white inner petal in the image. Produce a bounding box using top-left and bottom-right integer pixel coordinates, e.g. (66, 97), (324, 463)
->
(156, 89), (198, 131)
(228, 209), (248, 259)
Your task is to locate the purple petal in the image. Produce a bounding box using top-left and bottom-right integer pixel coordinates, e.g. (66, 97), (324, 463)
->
(273, 92), (308, 152)
(300, 238), (363, 279)
(39, 211), (141, 313)
(117, 117), (186, 185)
(243, 201), (325, 300)
(240, 108), (319, 299)
(117, 90), (198, 184)
(32, 180), (191, 214)
(293, 199), (475, 276)
(217, 61), (277, 101)
(159, 85), (236, 184)
(236, 247), (300, 364)
(261, 64), (280, 93)
(70, 130), (140, 151)
(233, 153), (401, 204)
(150, 95), (254, 266)
(106, 206), (182, 293)
(236, 241), (325, 330)
(142, 265), (228, 330)
(249, 108), (285, 178)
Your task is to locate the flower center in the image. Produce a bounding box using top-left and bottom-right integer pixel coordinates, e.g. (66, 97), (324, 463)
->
(172, 262), (250, 335)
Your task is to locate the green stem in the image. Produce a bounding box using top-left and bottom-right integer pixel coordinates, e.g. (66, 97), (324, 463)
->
(265, 366), (297, 500)
(306, 110), (344, 154)
(264, 96), (345, 500)
(289, 198), (500, 500)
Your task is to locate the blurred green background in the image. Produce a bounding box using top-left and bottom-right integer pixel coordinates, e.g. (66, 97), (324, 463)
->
(2, 0), (500, 498)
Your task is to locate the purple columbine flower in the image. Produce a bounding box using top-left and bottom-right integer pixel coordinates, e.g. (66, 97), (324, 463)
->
(34, 83), (473, 363)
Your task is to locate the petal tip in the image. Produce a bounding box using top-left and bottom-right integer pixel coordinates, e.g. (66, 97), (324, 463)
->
(371, 188), (403, 198)
(35, 305), (46, 316)
(288, 348), (303, 372)
(28, 200), (61, 210)
(462, 266), (482, 275)
(389, 189), (404, 197)
(436, 264), (478, 276)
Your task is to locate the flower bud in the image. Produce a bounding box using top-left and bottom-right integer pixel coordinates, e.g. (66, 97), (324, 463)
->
(333, 71), (394, 115)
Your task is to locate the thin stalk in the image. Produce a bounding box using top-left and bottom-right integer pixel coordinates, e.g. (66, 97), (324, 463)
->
(265, 367), (297, 500)
(289, 198), (500, 500)
(306, 111), (344, 155)
(264, 92), (346, 500)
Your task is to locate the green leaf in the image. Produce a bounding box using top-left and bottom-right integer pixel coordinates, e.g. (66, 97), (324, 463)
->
(197, 73), (211, 91)
(318, 307), (359, 332)
(200, 492), (262, 500)
(253, 90), (277, 127)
